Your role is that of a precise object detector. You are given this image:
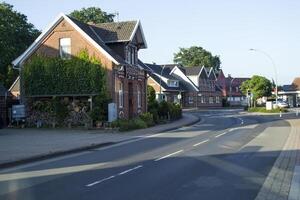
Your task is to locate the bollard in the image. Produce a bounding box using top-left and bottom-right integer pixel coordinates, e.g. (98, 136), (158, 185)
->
(280, 111), (282, 118)
(297, 109), (299, 117)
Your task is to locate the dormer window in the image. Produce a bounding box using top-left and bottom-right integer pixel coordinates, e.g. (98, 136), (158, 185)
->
(59, 38), (71, 59)
(126, 45), (137, 64)
(168, 80), (179, 87)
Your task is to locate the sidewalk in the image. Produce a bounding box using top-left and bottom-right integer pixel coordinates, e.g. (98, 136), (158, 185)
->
(0, 112), (199, 168)
(255, 119), (300, 200)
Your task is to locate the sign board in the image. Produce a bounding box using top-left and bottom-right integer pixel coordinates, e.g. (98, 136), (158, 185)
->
(108, 103), (117, 122)
(177, 94), (182, 100)
(12, 104), (26, 120)
(266, 101), (273, 110)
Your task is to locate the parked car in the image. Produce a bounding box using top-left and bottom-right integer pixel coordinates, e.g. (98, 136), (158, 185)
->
(273, 101), (289, 108)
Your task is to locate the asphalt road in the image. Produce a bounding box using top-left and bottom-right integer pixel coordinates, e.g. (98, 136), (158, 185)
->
(0, 110), (293, 200)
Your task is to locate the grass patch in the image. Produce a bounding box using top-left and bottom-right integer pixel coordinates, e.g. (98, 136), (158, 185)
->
(248, 107), (288, 113)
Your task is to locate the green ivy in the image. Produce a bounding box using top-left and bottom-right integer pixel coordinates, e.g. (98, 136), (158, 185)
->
(22, 49), (107, 96)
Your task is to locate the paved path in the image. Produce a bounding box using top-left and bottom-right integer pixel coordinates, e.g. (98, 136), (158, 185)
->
(255, 118), (300, 200)
(0, 113), (199, 168)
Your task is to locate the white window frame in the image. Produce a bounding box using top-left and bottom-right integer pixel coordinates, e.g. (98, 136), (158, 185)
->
(188, 96), (194, 104)
(59, 38), (71, 59)
(209, 97), (214, 104)
(119, 82), (124, 108)
(216, 96), (220, 103)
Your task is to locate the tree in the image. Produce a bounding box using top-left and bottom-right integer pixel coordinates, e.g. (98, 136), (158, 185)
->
(241, 75), (272, 107)
(0, 2), (40, 88)
(70, 7), (115, 24)
(173, 46), (221, 70)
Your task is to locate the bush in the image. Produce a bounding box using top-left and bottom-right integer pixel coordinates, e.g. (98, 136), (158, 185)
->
(139, 112), (154, 127)
(111, 117), (147, 131)
(248, 107), (288, 113)
(169, 103), (182, 120)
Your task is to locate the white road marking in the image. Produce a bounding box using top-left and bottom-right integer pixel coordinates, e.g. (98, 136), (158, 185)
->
(155, 150), (184, 161)
(193, 139), (209, 147)
(215, 131), (228, 138)
(86, 175), (115, 187)
(118, 165), (143, 175)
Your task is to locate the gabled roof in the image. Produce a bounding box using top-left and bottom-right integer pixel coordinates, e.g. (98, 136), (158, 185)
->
(282, 84), (296, 91)
(185, 66), (203, 76)
(207, 68), (217, 80)
(90, 21), (147, 48)
(9, 76), (20, 92)
(12, 13), (147, 67)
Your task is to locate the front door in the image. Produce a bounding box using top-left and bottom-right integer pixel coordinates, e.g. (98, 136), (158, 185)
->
(128, 82), (134, 118)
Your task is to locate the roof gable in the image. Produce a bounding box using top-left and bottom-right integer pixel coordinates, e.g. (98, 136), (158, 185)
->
(12, 13), (147, 67)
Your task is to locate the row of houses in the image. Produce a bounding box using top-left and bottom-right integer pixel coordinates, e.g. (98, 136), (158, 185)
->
(1, 13), (249, 126)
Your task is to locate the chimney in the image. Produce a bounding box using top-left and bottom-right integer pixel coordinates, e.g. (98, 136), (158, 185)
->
(228, 74), (231, 78)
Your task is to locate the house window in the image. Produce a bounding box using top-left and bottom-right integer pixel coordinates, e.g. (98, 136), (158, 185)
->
(216, 96), (220, 103)
(137, 85), (141, 108)
(189, 96), (194, 104)
(209, 97), (214, 104)
(59, 38), (71, 59)
(201, 96), (205, 103)
(126, 45), (137, 64)
(168, 80), (179, 87)
(118, 82), (124, 108)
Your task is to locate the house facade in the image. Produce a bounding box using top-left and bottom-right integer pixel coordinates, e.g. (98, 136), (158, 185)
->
(224, 75), (249, 106)
(278, 77), (300, 107)
(141, 64), (222, 108)
(12, 13), (148, 119)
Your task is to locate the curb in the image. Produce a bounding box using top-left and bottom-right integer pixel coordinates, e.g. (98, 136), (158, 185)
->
(0, 113), (201, 169)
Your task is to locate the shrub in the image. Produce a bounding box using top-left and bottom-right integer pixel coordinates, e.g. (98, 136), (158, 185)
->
(248, 107), (288, 113)
(139, 112), (154, 127)
(111, 117), (147, 131)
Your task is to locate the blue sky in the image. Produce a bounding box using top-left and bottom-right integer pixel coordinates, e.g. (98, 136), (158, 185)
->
(5, 0), (300, 85)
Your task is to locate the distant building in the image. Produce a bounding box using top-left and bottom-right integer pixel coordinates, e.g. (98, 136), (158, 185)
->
(224, 75), (249, 106)
(140, 63), (223, 108)
(278, 77), (300, 107)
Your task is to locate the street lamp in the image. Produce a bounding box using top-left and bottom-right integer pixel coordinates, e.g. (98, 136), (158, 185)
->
(249, 48), (278, 106)
(159, 65), (166, 102)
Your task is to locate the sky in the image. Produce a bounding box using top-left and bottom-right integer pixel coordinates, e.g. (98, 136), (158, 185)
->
(5, 0), (300, 85)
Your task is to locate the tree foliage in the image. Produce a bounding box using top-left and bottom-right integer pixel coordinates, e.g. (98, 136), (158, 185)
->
(173, 46), (221, 70)
(69, 7), (115, 24)
(241, 75), (272, 102)
(22, 50), (106, 96)
(0, 2), (40, 87)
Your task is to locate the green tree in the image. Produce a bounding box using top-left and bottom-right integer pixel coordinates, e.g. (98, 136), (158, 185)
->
(147, 85), (156, 104)
(69, 7), (115, 24)
(173, 46), (221, 70)
(241, 75), (272, 107)
(0, 2), (40, 87)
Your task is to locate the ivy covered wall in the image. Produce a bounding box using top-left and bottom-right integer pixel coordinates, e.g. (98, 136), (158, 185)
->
(22, 50), (107, 96)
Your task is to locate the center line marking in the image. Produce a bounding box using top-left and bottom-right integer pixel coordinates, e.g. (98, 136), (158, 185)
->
(193, 139), (209, 147)
(118, 165), (143, 175)
(155, 150), (184, 161)
(215, 131), (228, 138)
(86, 175), (115, 187)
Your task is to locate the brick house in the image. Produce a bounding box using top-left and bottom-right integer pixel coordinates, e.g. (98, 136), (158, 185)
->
(140, 63), (222, 108)
(225, 75), (249, 106)
(143, 63), (198, 104)
(12, 13), (148, 119)
(185, 66), (222, 107)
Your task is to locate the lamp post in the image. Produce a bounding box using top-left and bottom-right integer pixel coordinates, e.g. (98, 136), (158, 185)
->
(249, 48), (278, 106)
(159, 65), (166, 102)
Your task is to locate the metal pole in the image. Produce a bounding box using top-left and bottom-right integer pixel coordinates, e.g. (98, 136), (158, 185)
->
(249, 49), (278, 106)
